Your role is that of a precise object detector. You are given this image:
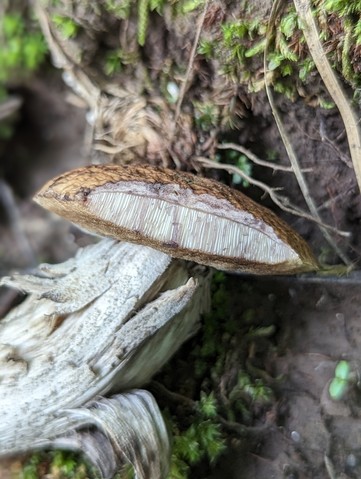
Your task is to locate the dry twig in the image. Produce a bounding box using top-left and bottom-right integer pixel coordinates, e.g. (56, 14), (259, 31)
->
(217, 142), (312, 173)
(195, 156), (349, 237)
(171, 0), (210, 137)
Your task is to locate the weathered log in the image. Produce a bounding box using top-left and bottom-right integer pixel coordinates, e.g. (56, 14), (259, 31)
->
(0, 239), (209, 478)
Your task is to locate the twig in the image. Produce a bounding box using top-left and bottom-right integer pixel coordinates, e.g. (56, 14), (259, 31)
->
(93, 142), (141, 154)
(195, 156), (350, 237)
(217, 142), (312, 172)
(35, 1), (100, 159)
(324, 455), (337, 479)
(171, 0), (209, 138)
(151, 381), (270, 441)
(149, 381), (196, 410)
(218, 417), (270, 439)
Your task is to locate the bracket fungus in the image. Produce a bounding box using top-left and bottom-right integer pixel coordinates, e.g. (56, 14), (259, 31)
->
(34, 164), (319, 275)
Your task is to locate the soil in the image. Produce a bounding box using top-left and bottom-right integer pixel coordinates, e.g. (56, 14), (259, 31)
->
(210, 275), (361, 479)
(1, 3), (361, 479)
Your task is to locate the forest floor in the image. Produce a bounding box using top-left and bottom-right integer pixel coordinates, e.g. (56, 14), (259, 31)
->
(1, 3), (361, 477)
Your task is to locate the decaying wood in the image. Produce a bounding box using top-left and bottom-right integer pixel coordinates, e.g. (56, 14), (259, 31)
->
(0, 239), (210, 478)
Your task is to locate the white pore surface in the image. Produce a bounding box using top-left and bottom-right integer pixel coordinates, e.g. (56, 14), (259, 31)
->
(89, 182), (299, 265)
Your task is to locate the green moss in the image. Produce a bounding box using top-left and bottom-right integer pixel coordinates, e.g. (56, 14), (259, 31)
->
(147, 0), (204, 16)
(193, 101), (219, 131)
(104, 49), (124, 75)
(51, 14), (79, 38)
(154, 274), (276, 478)
(194, 3), (361, 104)
(0, 13), (47, 83)
(215, 149), (252, 188)
(106, 0), (204, 47)
(114, 464), (135, 479)
(104, 0), (132, 19)
(323, 0), (361, 16)
(0, 10), (47, 141)
(21, 453), (41, 479)
(168, 398), (226, 478)
(137, 0), (150, 46)
(232, 154), (252, 187)
(198, 39), (215, 59)
(198, 391), (218, 418)
(22, 450), (92, 479)
(314, 0), (361, 90)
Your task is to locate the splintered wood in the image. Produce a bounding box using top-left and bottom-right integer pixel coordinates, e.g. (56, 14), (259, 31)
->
(0, 239), (209, 478)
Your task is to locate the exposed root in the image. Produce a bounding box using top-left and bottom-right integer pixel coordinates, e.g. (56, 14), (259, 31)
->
(217, 142), (312, 173)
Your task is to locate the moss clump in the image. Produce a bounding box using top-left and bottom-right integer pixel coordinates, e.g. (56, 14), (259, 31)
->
(197, 9), (308, 99)
(22, 450), (91, 479)
(103, 0), (204, 47)
(196, 2), (361, 102)
(168, 393), (226, 479)
(315, 0), (361, 90)
(152, 273), (276, 479)
(0, 12), (47, 83)
(51, 14), (79, 39)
